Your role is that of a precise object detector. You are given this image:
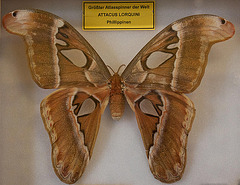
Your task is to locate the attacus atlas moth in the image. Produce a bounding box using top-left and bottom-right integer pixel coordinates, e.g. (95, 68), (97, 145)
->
(2, 9), (235, 184)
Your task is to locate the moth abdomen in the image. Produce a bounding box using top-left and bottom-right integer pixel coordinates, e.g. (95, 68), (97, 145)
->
(109, 73), (125, 120)
(109, 93), (125, 120)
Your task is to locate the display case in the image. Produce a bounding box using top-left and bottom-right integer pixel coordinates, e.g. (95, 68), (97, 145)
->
(1, 0), (240, 185)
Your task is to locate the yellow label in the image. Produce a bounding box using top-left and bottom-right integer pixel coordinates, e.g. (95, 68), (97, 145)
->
(82, 1), (155, 30)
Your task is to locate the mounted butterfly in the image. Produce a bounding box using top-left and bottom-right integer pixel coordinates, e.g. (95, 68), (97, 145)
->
(2, 9), (235, 184)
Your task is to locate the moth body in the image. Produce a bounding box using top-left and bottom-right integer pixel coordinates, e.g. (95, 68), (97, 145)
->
(109, 73), (125, 120)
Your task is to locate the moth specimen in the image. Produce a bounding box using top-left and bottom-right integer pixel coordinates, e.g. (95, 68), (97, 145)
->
(2, 9), (235, 184)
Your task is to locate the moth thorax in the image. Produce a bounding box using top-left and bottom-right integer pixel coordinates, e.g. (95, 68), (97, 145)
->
(110, 93), (125, 120)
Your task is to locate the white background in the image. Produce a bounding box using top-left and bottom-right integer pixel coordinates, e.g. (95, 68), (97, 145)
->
(1, 0), (240, 185)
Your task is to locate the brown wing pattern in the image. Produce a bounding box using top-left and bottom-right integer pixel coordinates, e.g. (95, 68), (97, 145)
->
(124, 88), (195, 183)
(123, 15), (234, 183)
(2, 9), (111, 89)
(40, 87), (109, 184)
(122, 15), (235, 93)
(3, 9), (236, 184)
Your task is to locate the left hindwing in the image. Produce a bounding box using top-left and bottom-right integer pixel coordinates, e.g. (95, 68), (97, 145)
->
(40, 87), (109, 184)
(124, 88), (195, 183)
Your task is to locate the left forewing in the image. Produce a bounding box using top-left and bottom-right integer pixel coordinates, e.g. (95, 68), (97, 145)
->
(124, 88), (195, 183)
(2, 9), (111, 89)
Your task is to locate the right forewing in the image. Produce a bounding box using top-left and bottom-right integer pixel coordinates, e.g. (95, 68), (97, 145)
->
(122, 15), (235, 93)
